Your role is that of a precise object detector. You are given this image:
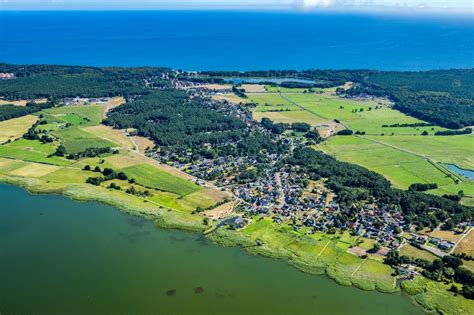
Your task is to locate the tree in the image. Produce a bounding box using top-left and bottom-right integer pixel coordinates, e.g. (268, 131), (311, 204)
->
(55, 145), (66, 157)
(117, 171), (128, 180)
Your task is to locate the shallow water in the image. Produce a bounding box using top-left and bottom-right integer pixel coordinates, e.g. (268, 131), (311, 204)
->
(447, 164), (474, 181)
(0, 184), (423, 314)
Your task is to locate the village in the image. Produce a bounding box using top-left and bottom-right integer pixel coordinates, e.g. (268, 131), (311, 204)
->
(147, 81), (473, 265)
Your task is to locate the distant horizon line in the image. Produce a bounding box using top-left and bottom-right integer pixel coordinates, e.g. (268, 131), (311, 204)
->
(1, 8), (473, 20)
(1, 6), (473, 16)
(1, 61), (473, 73)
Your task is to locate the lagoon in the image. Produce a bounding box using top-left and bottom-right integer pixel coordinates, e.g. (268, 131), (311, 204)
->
(0, 184), (423, 314)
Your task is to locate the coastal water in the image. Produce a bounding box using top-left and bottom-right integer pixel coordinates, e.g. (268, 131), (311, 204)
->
(0, 184), (422, 314)
(0, 11), (473, 71)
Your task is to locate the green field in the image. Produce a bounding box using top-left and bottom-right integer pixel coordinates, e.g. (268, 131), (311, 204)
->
(121, 163), (201, 196)
(321, 136), (474, 196)
(42, 105), (104, 126)
(247, 88), (474, 201)
(53, 127), (117, 153)
(0, 139), (71, 166)
(400, 244), (438, 262)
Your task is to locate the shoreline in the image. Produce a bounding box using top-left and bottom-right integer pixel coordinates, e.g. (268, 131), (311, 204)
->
(4, 174), (469, 314)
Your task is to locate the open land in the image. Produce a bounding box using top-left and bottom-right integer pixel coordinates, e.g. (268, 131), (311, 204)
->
(0, 103), (229, 231)
(216, 87), (474, 205)
(0, 68), (473, 315)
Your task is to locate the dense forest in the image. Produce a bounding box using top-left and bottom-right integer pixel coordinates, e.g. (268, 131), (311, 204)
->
(0, 64), (170, 99)
(104, 90), (245, 147)
(0, 101), (54, 122)
(104, 90), (287, 158)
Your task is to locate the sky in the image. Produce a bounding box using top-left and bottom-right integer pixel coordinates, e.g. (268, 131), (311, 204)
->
(0, 0), (472, 13)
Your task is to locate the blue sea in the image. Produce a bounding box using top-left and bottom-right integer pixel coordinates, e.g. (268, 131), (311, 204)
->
(0, 11), (473, 70)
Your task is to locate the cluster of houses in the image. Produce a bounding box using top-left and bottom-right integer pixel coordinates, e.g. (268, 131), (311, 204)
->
(63, 97), (111, 106)
(0, 72), (15, 80)
(147, 80), (470, 261)
(410, 233), (456, 252)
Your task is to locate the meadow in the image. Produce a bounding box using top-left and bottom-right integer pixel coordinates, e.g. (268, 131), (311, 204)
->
(42, 105), (104, 126)
(53, 127), (117, 153)
(0, 103), (227, 218)
(121, 163), (200, 196)
(0, 115), (37, 143)
(230, 87), (474, 203)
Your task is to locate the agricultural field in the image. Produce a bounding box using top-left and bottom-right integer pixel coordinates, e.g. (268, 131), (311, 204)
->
(42, 105), (104, 126)
(454, 229), (474, 257)
(364, 134), (474, 170)
(399, 244), (438, 262)
(121, 163), (200, 196)
(0, 114), (37, 143)
(238, 86), (473, 203)
(53, 127), (117, 153)
(264, 85), (321, 93)
(0, 139), (71, 166)
(0, 102), (227, 216)
(83, 125), (134, 151)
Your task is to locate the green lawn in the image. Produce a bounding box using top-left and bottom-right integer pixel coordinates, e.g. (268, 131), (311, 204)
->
(121, 163), (200, 196)
(53, 127), (117, 154)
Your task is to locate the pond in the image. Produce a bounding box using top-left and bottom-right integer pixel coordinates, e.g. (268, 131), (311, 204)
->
(223, 77), (317, 84)
(447, 164), (474, 180)
(0, 184), (422, 314)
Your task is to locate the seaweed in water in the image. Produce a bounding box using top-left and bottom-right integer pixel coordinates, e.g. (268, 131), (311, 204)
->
(166, 289), (176, 296)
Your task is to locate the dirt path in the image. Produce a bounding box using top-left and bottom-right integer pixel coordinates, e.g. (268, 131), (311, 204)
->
(351, 259), (367, 277)
(451, 227), (472, 254)
(316, 240), (331, 259)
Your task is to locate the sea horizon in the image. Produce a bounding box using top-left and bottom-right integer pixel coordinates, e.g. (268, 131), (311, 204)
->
(1, 10), (473, 71)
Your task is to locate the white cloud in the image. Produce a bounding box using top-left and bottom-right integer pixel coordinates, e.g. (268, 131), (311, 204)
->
(0, 0), (472, 12)
(301, 0), (337, 8)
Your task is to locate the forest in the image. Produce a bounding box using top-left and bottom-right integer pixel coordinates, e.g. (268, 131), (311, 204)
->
(0, 64), (169, 99)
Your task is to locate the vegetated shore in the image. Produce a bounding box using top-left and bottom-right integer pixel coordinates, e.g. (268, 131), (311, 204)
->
(2, 174), (472, 314)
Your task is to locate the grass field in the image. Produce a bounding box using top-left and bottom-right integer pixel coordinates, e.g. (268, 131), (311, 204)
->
(42, 105), (104, 126)
(0, 115), (38, 143)
(365, 135), (474, 170)
(264, 86), (321, 93)
(400, 244), (438, 262)
(0, 139), (71, 166)
(121, 163), (201, 196)
(83, 125), (133, 151)
(246, 88), (474, 202)
(53, 127), (117, 153)
(454, 229), (474, 256)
